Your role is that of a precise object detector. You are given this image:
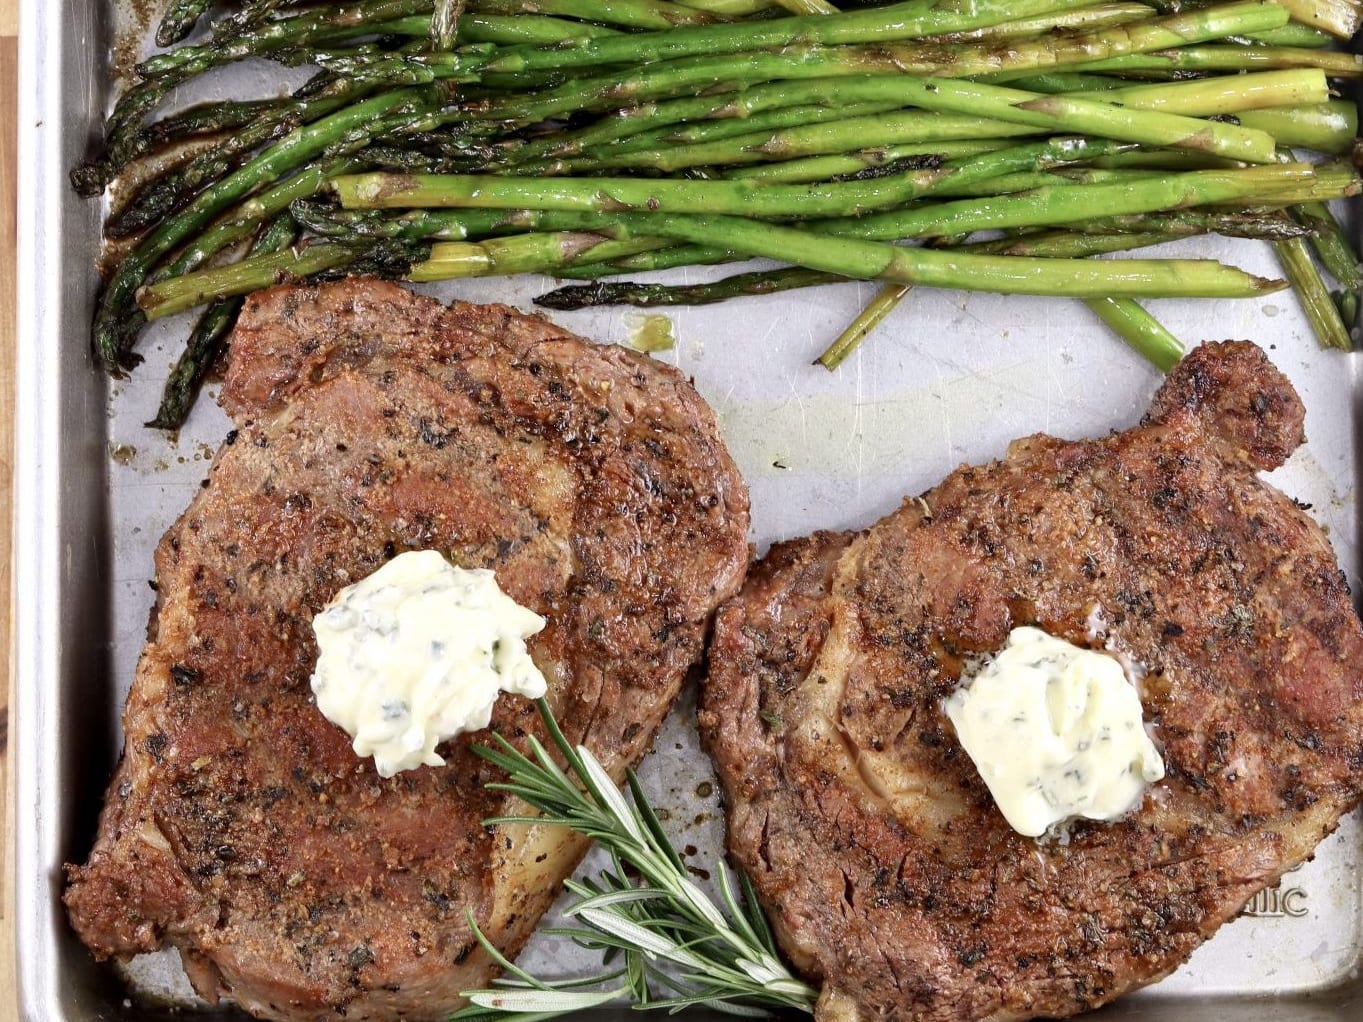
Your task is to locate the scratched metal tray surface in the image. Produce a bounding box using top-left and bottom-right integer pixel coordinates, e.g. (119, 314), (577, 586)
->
(13, 0), (1363, 1019)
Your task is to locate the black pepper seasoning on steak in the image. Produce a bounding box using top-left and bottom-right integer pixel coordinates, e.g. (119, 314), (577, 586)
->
(702, 341), (1363, 1022)
(65, 279), (750, 1022)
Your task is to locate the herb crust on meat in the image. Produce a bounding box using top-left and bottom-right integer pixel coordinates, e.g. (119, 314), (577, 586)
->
(65, 279), (751, 1022)
(702, 341), (1363, 1022)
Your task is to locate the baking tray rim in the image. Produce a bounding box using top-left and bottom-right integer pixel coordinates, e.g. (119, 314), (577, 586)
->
(14, 0), (92, 1016)
(10, 1), (1363, 1019)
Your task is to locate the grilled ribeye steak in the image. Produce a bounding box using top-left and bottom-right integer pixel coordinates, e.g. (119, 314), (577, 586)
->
(65, 279), (750, 1022)
(701, 342), (1363, 1022)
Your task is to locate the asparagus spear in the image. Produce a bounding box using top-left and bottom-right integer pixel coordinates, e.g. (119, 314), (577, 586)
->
(990, 71), (1131, 93)
(332, 1), (1290, 110)
(1141, 0), (1360, 33)
(1236, 103), (1358, 154)
(156, 0), (215, 47)
(923, 2), (1154, 44)
(139, 239), (428, 319)
(967, 230), (1186, 256)
(1082, 68), (1328, 116)
(1060, 209), (1310, 241)
(352, 160), (1350, 290)
(92, 63), (367, 195)
(71, 98), (286, 196)
(571, 99), (934, 157)
(830, 164), (1358, 242)
(1231, 23), (1334, 48)
(293, 203), (743, 243)
(470, 0), (723, 28)
(105, 84), (363, 239)
(148, 212), (301, 431)
(504, 0), (1286, 76)
(1292, 202), (1363, 290)
(725, 141), (1015, 184)
(291, 202), (541, 240)
(551, 77), (1292, 169)
(330, 160), (1355, 223)
(564, 210), (1288, 298)
(1085, 297), (1184, 370)
(1274, 238), (1355, 351)
(410, 233), (670, 280)
(137, 0), (441, 79)
(1058, 45), (1363, 77)
(339, 164), (1351, 282)
(1271, 0), (1363, 40)
(117, 97), (286, 155)
(458, 13), (622, 43)
(100, 14), (438, 168)
(479, 0), (1115, 74)
(520, 112), (1035, 175)
(580, 67), (1323, 172)
(215, 0), (301, 35)
(431, 0), (465, 49)
(556, 243), (742, 278)
(817, 284), (913, 369)
(486, 58), (1326, 173)
(536, 267), (835, 309)
(924, 167), (1167, 199)
(150, 157), (367, 286)
(147, 200), (715, 312)
(534, 230), (1203, 308)
(137, 92), (462, 267)
(815, 232), (994, 367)
(489, 78), (1015, 168)
(95, 78), (190, 194)
(357, 145), (481, 173)
(140, 228), (673, 315)
(93, 87), (440, 371)
(811, 76), (1285, 162)
(331, 164), (955, 217)
(671, 0), (774, 14)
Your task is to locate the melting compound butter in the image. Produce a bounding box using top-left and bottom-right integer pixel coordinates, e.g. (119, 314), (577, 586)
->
(311, 550), (547, 778)
(943, 626), (1164, 838)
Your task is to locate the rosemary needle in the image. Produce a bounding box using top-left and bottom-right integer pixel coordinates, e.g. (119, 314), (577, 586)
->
(452, 698), (817, 1021)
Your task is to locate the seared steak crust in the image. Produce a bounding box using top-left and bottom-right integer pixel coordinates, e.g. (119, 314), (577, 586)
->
(701, 342), (1363, 1022)
(66, 279), (750, 1022)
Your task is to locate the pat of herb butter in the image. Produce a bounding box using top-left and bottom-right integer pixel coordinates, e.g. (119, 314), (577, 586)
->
(311, 550), (547, 778)
(942, 626), (1164, 838)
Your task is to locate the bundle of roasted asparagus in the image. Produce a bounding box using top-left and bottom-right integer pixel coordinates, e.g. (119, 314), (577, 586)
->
(80, 0), (1363, 426)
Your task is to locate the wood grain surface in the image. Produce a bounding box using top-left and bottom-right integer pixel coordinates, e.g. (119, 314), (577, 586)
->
(3, 0), (20, 1016)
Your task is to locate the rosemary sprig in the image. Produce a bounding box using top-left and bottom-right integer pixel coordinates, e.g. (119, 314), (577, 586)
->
(452, 698), (817, 1021)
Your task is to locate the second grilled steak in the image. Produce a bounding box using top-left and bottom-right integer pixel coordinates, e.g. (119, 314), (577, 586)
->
(702, 342), (1363, 1022)
(65, 279), (751, 1022)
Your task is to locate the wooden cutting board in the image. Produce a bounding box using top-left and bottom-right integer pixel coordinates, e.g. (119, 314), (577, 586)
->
(3, 0), (21, 1016)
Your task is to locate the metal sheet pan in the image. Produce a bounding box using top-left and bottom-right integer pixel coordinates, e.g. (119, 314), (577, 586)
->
(14, 1), (1363, 1018)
